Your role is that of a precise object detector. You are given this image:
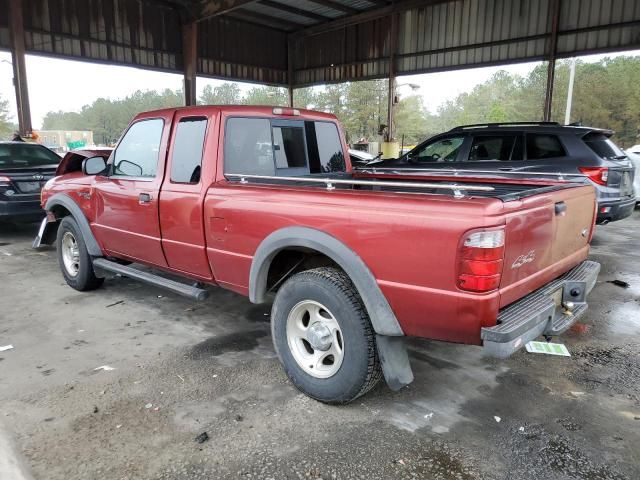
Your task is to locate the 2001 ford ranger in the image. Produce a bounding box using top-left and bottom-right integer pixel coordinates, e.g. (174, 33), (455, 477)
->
(34, 106), (600, 404)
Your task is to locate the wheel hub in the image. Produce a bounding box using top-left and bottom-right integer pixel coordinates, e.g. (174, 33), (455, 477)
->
(285, 300), (344, 379)
(306, 322), (332, 351)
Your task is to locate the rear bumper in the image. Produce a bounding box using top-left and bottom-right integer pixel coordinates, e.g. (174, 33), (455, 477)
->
(481, 260), (600, 358)
(596, 197), (636, 224)
(0, 199), (45, 222)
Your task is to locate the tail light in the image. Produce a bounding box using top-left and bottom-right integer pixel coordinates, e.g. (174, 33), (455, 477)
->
(272, 107), (300, 116)
(0, 176), (11, 186)
(579, 167), (608, 186)
(458, 229), (505, 293)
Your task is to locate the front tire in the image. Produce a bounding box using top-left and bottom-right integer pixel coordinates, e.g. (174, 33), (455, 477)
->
(271, 267), (381, 404)
(56, 216), (104, 291)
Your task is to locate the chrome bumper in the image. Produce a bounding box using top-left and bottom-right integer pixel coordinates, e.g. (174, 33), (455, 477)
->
(482, 260), (601, 358)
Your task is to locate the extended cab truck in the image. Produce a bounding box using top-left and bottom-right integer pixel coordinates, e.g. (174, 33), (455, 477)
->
(34, 106), (601, 404)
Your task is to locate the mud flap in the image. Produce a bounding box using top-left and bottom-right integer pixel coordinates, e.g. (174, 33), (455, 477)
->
(376, 335), (414, 391)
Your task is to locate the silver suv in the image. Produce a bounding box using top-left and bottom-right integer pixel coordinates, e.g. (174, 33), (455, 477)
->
(374, 122), (636, 224)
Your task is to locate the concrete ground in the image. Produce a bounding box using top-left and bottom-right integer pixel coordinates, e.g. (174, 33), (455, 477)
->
(0, 211), (638, 480)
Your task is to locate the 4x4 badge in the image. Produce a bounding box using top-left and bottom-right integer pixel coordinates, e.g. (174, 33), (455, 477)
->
(32, 174), (44, 180)
(512, 250), (536, 269)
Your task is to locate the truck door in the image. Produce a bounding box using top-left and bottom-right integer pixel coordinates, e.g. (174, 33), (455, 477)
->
(159, 112), (214, 279)
(93, 114), (170, 267)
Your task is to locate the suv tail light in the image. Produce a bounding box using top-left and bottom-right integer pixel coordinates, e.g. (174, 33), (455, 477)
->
(579, 167), (608, 186)
(458, 229), (505, 293)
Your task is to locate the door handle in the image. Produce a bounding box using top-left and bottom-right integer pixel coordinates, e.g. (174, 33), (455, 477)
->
(498, 167), (514, 171)
(139, 193), (152, 204)
(555, 201), (567, 215)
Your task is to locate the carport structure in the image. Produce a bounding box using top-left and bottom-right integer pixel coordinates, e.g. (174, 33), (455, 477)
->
(1, 0), (640, 137)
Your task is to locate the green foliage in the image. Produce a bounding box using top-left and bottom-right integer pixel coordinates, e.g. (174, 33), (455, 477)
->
(199, 83), (242, 105)
(0, 94), (13, 140)
(36, 56), (640, 148)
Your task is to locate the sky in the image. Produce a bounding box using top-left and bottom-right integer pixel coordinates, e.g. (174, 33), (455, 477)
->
(0, 49), (638, 129)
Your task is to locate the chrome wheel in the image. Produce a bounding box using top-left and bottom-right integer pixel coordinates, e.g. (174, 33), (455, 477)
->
(61, 231), (80, 277)
(286, 300), (344, 379)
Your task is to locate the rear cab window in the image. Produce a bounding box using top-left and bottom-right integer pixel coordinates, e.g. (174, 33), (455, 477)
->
(224, 117), (345, 176)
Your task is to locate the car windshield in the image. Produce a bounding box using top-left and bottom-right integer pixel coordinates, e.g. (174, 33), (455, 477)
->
(0, 143), (61, 168)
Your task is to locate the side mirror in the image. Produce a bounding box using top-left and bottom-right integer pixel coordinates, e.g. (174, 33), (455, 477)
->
(82, 156), (107, 175)
(116, 159), (143, 177)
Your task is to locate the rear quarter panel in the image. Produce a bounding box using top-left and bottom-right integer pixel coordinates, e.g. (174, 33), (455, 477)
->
(204, 183), (506, 344)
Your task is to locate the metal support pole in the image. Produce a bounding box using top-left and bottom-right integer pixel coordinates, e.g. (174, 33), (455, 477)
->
(9, 0), (32, 136)
(287, 36), (295, 107)
(182, 21), (198, 106)
(386, 11), (398, 142)
(543, 0), (561, 122)
(564, 57), (576, 125)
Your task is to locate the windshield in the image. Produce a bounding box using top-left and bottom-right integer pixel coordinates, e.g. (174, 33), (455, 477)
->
(409, 136), (465, 162)
(0, 143), (61, 168)
(583, 133), (626, 160)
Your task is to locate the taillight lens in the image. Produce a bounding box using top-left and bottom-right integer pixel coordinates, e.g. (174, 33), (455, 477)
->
(458, 229), (505, 293)
(579, 167), (608, 186)
(0, 175), (11, 185)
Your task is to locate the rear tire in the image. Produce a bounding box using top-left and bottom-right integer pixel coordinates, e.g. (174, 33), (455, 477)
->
(271, 267), (382, 404)
(56, 216), (104, 291)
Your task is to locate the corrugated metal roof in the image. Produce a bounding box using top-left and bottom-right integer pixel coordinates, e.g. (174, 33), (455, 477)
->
(2, 0), (639, 88)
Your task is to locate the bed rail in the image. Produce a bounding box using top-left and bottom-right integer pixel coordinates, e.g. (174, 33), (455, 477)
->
(224, 173), (495, 198)
(355, 166), (587, 181)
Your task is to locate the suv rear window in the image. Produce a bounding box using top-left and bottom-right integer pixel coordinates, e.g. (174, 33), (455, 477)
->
(583, 132), (626, 160)
(0, 144), (60, 167)
(526, 134), (566, 159)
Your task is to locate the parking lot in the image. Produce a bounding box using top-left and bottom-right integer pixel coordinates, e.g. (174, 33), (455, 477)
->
(0, 211), (638, 480)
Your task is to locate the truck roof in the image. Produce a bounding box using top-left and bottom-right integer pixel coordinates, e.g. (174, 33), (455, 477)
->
(135, 105), (339, 122)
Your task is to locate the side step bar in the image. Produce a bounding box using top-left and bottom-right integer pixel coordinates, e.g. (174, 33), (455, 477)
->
(93, 258), (209, 301)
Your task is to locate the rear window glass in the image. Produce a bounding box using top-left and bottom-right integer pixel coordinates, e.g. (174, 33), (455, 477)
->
(468, 135), (522, 161)
(224, 118), (346, 176)
(224, 118), (275, 176)
(273, 125), (307, 169)
(307, 121), (346, 173)
(0, 144), (60, 167)
(583, 133), (626, 160)
(526, 134), (566, 159)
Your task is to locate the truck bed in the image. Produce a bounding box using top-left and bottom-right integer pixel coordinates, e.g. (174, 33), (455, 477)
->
(225, 171), (574, 202)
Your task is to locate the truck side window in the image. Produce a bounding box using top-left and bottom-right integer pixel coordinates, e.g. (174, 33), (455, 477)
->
(526, 134), (566, 159)
(170, 117), (207, 184)
(224, 118), (275, 176)
(113, 119), (164, 178)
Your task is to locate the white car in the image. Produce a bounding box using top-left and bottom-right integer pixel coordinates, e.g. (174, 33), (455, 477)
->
(625, 146), (640, 203)
(348, 149), (376, 167)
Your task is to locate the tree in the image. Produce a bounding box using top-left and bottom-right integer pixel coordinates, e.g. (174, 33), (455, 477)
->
(244, 86), (288, 106)
(199, 83), (242, 105)
(0, 95), (15, 140)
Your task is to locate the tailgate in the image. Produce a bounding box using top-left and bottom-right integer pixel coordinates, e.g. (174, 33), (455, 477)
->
(499, 185), (596, 308)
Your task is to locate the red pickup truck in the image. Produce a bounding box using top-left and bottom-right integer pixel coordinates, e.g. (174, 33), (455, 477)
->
(34, 106), (600, 404)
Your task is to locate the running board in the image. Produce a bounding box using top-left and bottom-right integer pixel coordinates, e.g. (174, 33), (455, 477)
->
(92, 258), (209, 301)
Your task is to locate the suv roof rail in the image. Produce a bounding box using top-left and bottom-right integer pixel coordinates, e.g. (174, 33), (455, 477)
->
(450, 122), (560, 131)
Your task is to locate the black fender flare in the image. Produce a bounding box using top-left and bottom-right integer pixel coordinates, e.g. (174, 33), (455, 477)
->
(44, 193), (103, 257)
(250, 227), (413, 390)
(250, 226), (404, 337)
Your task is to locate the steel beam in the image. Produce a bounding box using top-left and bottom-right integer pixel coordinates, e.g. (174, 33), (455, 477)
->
(9, 0), (32, 136)
(194, 0), (259, 22)
(306, 0), (358, 15)
(287, 36), (295, 107)
(386, 12), (399, 141)
(182, 21), (198, 106)
(543, 0), (561, 122)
